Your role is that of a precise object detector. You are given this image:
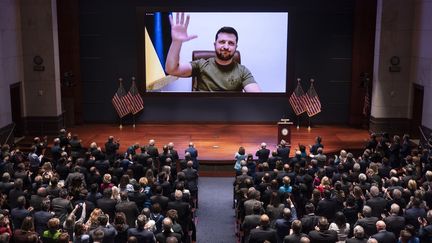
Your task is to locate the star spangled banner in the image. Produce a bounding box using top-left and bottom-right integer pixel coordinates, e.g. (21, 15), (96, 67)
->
(125, 77), (144, 115)
(304, 79), (322, 117)
(112, 79), (130, 118)
(289, 78), (307, 116)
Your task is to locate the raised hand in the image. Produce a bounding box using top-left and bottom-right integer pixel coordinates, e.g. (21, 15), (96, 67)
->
(169, 12), (197, 42)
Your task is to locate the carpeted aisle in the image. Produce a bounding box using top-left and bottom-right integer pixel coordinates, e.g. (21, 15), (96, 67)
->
(196, 177), (236, 243)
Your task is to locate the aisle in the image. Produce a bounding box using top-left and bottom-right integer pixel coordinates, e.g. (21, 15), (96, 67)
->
(196, 177), (236, 243)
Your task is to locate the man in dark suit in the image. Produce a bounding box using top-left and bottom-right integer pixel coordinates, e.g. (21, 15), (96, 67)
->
(309, 136), (323, 156)
(90, 214), (118, 243)
(10, 196), (31, 230)
(167, 190), (191, 241)
(283, 220), (308, 243)
(404, 197), (427, 229)
(384, 203), (405, 238)
(256, 142), (270, 164)
(274, 208), (297, 243)
(116, 191), (140, 227)
(182, 160), (199, 208)
(151, 185), (170, 213)
(29, 187), (48, 212)
(316, 190), (341, 222)
(346, 225), (368, 243)
(146, 139), (160, 160)
(277, 140), (290, 164)
(242, 202), (262, 243)
(64, 166), (86, 189)
(155, 218), (182, 243)
(370, 221), (396, 243)
(97, 188), (117, 221)
(51, 188), (73, 225)
(33, 199), (54, 235)
(301, 203), (320, 234)
(308, 217), (338, 243)
(354, 206), (379, 237)
(248, 214), (278, 243)
(127, 214), (155, 242)
(185, 142), (198, 170)
(365, 186), (387, 218)
(104, 136), (120, 163)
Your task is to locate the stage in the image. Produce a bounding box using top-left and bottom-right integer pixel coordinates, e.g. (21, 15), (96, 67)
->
(68, 123), (370, 162)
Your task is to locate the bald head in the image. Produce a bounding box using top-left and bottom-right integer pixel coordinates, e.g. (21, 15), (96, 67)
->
(260, 214), (270, 227)
(376, 220), (386, 231)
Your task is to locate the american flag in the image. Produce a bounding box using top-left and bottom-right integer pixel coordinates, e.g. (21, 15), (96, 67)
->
(125, 78), (144, 115)
(289, 79), (307, 115)
(304, 80), (322, 117)
(112, 79), (130, 118)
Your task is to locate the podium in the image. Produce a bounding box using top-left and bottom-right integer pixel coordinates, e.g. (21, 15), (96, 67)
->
(277, 119), (293, 145)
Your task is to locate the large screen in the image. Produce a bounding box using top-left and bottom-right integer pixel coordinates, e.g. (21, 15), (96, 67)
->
(144, 12), (288, 93)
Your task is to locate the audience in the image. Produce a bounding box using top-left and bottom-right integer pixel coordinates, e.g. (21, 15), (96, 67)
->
(0, 129), (431, 243)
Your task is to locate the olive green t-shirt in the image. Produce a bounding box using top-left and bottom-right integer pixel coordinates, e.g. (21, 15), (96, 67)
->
(190, 57), (256, 92)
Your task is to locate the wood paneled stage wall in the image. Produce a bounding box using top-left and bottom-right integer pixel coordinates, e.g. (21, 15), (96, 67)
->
(71, 123), (369, 162)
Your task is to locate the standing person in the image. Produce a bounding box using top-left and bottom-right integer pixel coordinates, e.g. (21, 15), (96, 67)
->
(105, 136), (120, 163)
(256, 143), (270, 164)
(12, 216), (39, 243)
(165, 12), (261, 92)
(277, 140), (290, 164)
(184, 142), (198, 170)
(309, 136), (324, 156)
(234, 147), (247, 175)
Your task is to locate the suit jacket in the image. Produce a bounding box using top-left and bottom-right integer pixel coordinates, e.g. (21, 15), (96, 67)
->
(248, 226), (278, 243)
(33, 210), (54, 235)
(116, 201), (140, 227)
(274, 218), (292, 243)
(127, 228), (155, 243)
(256, 148), (270, 163)
(97, 197), (117, 219)
(10, 207), (30, 230)
(308, 229), (338, 243)
(384, 215), (405, 237)
(355, 217), (379, 237)
(150, 194), (170, 212)
(316, 198), (341, 221)
(64, 171), (86, 188)
(365, 197), (388, 218)
(283, 233), (308, 243)
(371, 230), (396, 243)
(301, 214), (320, 234)
(90, 225), (118, 243)
(277, 147), (290, 163)
(51, 197), (73, 224)
(346, 237), (368, 243)
(405, 207), (427, 229)
(242, 214), (261, 242)
(167, 200), (190, 230)
(182, 168), (198, 192)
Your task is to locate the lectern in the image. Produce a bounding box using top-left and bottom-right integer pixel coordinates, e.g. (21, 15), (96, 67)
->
(277, 119), (293, 145)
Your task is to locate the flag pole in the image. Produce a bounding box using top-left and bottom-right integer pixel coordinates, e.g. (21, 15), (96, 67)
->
(119, 78), (123, 129)
(308, 78), (314, 131)
(132, 76), (136, 128)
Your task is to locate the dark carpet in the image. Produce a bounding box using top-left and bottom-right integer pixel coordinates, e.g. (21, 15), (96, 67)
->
(196, 177), (236, 243)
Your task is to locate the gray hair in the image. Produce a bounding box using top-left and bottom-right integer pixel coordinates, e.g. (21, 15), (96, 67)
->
(353, 225), (365, 238)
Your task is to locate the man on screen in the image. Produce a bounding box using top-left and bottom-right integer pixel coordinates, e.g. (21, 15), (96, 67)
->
(165, 12), (262, 92)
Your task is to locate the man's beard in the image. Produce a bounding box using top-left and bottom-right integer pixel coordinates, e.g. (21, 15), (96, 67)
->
(216, 50), (234, 61)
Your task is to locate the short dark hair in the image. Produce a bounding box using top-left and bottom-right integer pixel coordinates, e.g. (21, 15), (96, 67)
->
(215, 26), (238, 43)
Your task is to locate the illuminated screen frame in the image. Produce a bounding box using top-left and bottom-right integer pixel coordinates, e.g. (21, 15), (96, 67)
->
(136, 9), (292, 96)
